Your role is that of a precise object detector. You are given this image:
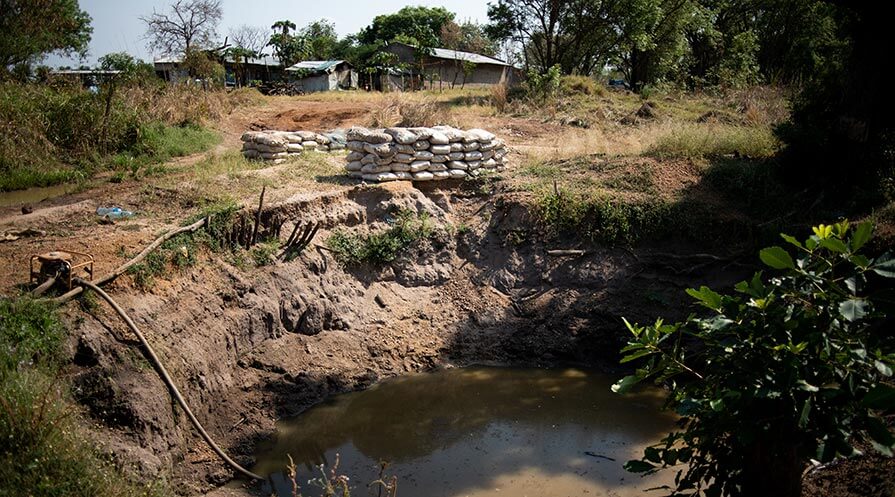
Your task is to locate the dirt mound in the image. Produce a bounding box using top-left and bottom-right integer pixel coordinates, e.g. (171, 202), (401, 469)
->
(251, 102), (371, 131)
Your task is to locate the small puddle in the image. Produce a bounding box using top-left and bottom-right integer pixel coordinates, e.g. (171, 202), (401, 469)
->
(0, 184), (73, 208)
(252, 366), (677, 497)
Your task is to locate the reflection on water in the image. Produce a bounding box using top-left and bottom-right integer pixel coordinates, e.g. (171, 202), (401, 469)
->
(253, 367), (677, 497)
(0, 184), (72, 208)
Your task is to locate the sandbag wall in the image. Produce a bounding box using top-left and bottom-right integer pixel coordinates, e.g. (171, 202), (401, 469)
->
(241, 130), (347, 164)
(345, 126), (508, 182)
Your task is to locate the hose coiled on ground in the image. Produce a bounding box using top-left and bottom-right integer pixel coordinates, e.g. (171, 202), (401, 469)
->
(74, 278), (263, 481)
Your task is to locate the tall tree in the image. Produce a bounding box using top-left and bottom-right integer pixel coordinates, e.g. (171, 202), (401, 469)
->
(0, 0), (92, 71)
(298, 20), (338, 60)
(228, 24), (267, 56)
(268, 20), (303, 66)
(141, 0), (223, 55)
(358, 6), (455, 46)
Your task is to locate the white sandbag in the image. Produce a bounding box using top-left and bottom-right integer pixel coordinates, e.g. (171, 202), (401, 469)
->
(328, 141), (345, 150)
(412, 171), (434, 181)
(241, 131), (264, 142)
(479, 141), (496, 152)
(286, 143), (304, 153)
(361, 163), (393, 174)
(466, 128), (496, 142)
(429, 130), (449, 145)
(365, 172), (398, 182)
(449, 152), (465, 161)
(449, 169), (468, 179)
(314, 134), (331, 145)
(284, 133), (303, 144)
(431, 154), (449, 163)
(347, 127), (372, 142)
(465, 151), (483, 161)
(261, 151), (288, 160)
(396, 144), (415, 154)
(347, 141), (366, 152)
(346, 151), (365, 162)
(361, 154), (377, 165)
(348, 171), (363, 179)
(346, 161), (363, 171)
(414, 150), (434, 161)
(301, 141), (319, 150)
(393, 153), (413, 164)
(448, 160), (468, 170)
(450, 142), (464, 152)
(364, 142), (397, 157)
(482, 158), (498, 169)
(462, 142), (480, 152)
(384, 128), (418, 145)
(296, 130), (318, 140)
(432, 170), (450, 180)
(393, 171), (413, 181)
(481, 150), (495, 160)
(430, 144), (451, 155)
(241, 141), (257, 151)
(390, 162), (411, 172)
(467, 160), (482, 170)
(428, 163), (448, 172)
(409, 127), (433, 139)
(256, 143), (287, 154)
(255, 134), (288, 147)
(413, 140), (431, 150)
(409, 160), (431, 173)
(433, 125), (467, 142)
(242, 149), (260, 159)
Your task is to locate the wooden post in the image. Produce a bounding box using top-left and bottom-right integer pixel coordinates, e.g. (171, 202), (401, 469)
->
(250, 186), (266, 247)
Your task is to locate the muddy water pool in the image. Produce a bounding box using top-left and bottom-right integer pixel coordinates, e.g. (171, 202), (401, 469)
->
(252, 367), (677, 497)
(0, 183), (73, 208)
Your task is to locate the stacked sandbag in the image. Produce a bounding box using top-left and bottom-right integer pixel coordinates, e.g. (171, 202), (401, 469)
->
(344, 126), (508, 182)
(241, 130), (347, 163)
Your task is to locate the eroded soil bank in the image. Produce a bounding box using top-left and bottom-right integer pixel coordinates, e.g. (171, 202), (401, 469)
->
(57, 180), (747, 495)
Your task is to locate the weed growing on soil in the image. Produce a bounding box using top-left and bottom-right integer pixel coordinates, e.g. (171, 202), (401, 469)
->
(0, 297), (168, 497)
(647, 123), (779, 159)
(537, 188), (674, 244)
(250, 240), (280, 267)
(327, 210), (435, 266)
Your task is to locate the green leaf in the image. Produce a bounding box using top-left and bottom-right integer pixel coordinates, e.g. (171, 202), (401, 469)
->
(612, 375), (641, 394)
(872, 255), (895, 278)
(839, 299), (868, 322)
(620, 348), (655, 364)
(850, 254), (871, 269)
(759, 246), (795, 270)
(623, 460), (656, 473)
(686, 286), (723, 310)
(797, 380), (819, 392)
(709, 399), (724, 411)
(820, 237), (849, 254)
(875, 360), (893, 377)
(798, 398), (812, 428)
(851, 222), (873, 251)
(866, 416), (895, 454)
(780, 233), (803, 249)
(862, 385), (895, 410)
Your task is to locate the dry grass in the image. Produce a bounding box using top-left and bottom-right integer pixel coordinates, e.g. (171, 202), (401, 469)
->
(646, 123), (780, 159)
(368, 93), (449, 128)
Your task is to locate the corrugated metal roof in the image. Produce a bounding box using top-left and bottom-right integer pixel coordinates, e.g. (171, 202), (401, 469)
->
(154, 55), (282, 66)
(429, 47), (510, 66)
(285, 60), (348, 72)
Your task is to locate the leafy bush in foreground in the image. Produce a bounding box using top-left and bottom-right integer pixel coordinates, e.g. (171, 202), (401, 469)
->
(327, 210), (435, 266)
(615, 221), (895, 497)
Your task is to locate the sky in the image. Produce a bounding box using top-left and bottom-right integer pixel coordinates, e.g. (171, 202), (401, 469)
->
(46, 0), (491, 67)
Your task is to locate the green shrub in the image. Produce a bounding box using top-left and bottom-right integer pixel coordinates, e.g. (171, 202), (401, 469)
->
(0, 297), (170, 497)
(327, 210), (435, 266)
(560, 75), (603, 96)
(615, 221), (895, 496)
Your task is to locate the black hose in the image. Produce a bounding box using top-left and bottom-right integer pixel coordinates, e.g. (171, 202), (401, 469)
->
(74, 278), (264, 481)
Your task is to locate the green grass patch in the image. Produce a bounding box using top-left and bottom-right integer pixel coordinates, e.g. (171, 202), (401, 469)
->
(327, 210), (435, 266)
(647, 123), (779, 159)
(536, 189), (676, 244)
(0, 297), (169, 497)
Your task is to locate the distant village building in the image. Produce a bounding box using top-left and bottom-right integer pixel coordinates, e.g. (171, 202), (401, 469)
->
(379, 42), (519, 91)
(285, 60), (357, 93)
(153, 55), (284, 85)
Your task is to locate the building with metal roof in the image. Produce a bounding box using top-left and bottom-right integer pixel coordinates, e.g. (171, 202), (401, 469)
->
(285, 60), (357, 93)
(379, 42), (520, 91)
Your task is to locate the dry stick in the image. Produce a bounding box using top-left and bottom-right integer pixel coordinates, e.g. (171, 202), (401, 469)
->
(284, 221), (302, 248)
(547, 249), (586, 257)
(51, 217), (208, 304)
(250, 186), (266, 247)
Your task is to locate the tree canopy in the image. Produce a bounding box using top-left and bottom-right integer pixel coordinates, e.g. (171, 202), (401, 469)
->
(0, 0), (92, 71)
(358, 6), (455, 46)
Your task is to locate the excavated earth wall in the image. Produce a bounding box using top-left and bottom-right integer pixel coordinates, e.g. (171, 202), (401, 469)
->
(66, 183), (745, 494)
